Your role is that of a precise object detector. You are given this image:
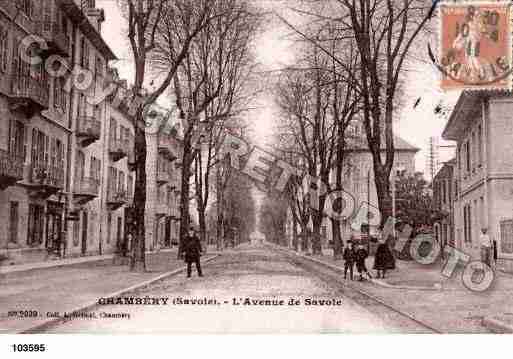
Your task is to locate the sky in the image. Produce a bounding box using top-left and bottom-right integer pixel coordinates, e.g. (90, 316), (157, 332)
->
(97, 0), (459, 176)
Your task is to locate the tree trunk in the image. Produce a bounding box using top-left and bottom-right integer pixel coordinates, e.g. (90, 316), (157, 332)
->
(331, 218), (343, 260)
(375, 168), (392, 228)
(292, 215), (298, 251)
(198, 206), (207, 249)
(178, 146), (192, 259)
(311, 212), (323, 255)
(130, 120), (147, 272)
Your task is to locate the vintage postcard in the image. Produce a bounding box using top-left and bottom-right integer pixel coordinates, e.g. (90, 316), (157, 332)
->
(1, 0), (513, 347)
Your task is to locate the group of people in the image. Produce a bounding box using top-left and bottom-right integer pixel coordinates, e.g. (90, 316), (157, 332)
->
(342, 239), (395, 281)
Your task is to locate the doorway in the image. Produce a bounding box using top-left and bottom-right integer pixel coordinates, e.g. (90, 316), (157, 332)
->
(81, 211), (88, 255)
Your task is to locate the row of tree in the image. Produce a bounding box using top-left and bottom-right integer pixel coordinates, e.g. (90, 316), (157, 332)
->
(119, 0), (261, 271)
(271, 0), (437, 257)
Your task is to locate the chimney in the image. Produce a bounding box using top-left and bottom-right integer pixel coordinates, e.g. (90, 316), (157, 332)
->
(85, 7), (105, 33)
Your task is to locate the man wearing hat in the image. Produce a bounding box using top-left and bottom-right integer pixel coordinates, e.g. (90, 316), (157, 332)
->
(184, 226), (203, 278)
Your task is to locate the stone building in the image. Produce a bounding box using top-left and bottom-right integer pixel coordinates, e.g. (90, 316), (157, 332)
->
(442, 91), (513, 271)
(0, 0), (136, 264)
(144, 103), (183, 252)
(319, 122), (419, 248)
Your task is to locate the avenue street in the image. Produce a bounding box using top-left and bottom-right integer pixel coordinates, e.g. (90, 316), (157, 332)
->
(41, 243), (413, 334)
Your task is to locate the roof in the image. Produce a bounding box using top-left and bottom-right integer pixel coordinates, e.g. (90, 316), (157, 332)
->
(347, 134), (420, 152)
(58, 0), (117, 61)
(442, 90), (513, 141)
(433, 158), (456, 182)
(441, 91), (481, 141)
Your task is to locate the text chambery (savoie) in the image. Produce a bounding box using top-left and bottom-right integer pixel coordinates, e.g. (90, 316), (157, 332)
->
(97, 296), (219, 305)
(231, 297), (343, 306)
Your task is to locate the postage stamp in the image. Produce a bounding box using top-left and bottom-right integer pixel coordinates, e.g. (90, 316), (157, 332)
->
(439, 1), (512, 91)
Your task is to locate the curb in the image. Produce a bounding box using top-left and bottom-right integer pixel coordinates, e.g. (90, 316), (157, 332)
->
(269, 244), (442, 291)
(482, 316), (513, 334)
(0, 255), (115, 275)
(16, 254), (221, 334)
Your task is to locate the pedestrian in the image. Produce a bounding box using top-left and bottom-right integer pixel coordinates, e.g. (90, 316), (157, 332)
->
(343, 242), (356, 280)
(355, 243), (372, 281)
(183, 226), (203, 278)
(373, 239), (395, 279)
(480, 228), (492, 267)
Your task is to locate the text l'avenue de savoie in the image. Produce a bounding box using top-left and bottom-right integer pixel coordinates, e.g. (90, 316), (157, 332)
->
(96, 296), (343, 306)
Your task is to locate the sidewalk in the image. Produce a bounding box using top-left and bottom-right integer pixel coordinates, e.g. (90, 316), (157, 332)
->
(0, 249), (220, 333)
(275, 244), (513, 333)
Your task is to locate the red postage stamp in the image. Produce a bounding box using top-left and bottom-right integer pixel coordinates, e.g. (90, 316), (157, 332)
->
(439, 2), (512, 90)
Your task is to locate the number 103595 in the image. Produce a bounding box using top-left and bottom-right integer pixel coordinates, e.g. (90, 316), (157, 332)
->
(11, 344), (46, 352)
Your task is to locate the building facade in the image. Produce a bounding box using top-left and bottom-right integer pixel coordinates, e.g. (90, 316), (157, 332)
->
(144, 104), (183, 252)
(442, 91), (513, 271)
(0, 0), (138, 264)
(320, 123), (418, 249)
(433, 158), (456, 250)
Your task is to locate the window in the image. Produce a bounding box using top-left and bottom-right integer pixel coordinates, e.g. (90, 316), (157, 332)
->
(108, 166), (117, 191)
(54, 78), (66, 111)
(80, 37), (89, 69)
(31, 129), (48, 167)
(478, 125), (482, 166)
(95, 56), (103, 79)
(500, 219), (513, 254)
(94, 104), (101, 121)
(20, 0), (34, 18)
(127, 174), (133, 200)
(76, 150), (85, 180)
(118, 171), (125, 193)
(464, 204), (472, 243)
(110, 118), (117, 142)
(465, 141), (470, 173)
(9, 120), (26, 160)
(27, 204), (44, 247)
(471, 132), (476, 171)
(0, 23), (8, 73)
(440, 180), (447, 204)
(448, 179), (452, 204)
(82, 0), (96, 8)
(56, 139), (64, 171)
(90, 157), (101, 181)
(9, 202), (19, 244)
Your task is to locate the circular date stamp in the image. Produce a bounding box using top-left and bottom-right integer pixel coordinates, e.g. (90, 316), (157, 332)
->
(435, 1), (512, 90)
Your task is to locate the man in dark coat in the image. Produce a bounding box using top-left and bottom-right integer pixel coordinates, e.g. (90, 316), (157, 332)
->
(373, 240), (395, 279)
(183, 226), (203, 278)
(355, 244), (372, 281)
(343, 242), (356, 280)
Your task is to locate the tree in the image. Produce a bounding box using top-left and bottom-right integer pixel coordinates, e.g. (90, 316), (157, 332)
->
(259, 191), (288, 246)
(275, 32), (358, 255)
(223, 172), (256, 246)
(394, 171), (445, 229)
(152, 0), (261, 256)
(280, 0), (437, 226)
(120, 0), (220, 271)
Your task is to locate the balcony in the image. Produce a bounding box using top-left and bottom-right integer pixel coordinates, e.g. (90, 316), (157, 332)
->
(158, 134), (178, 161)
(107, 188), (127, 210)
(35, 18), (70, 58)
(73, 177), (99, 205)
(7, 75), (49, 117)
(109, 137), (129, 162)
(76, 116), (101, 147)
(21, 163), (64, 198)
(0, 150), (24, 190)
